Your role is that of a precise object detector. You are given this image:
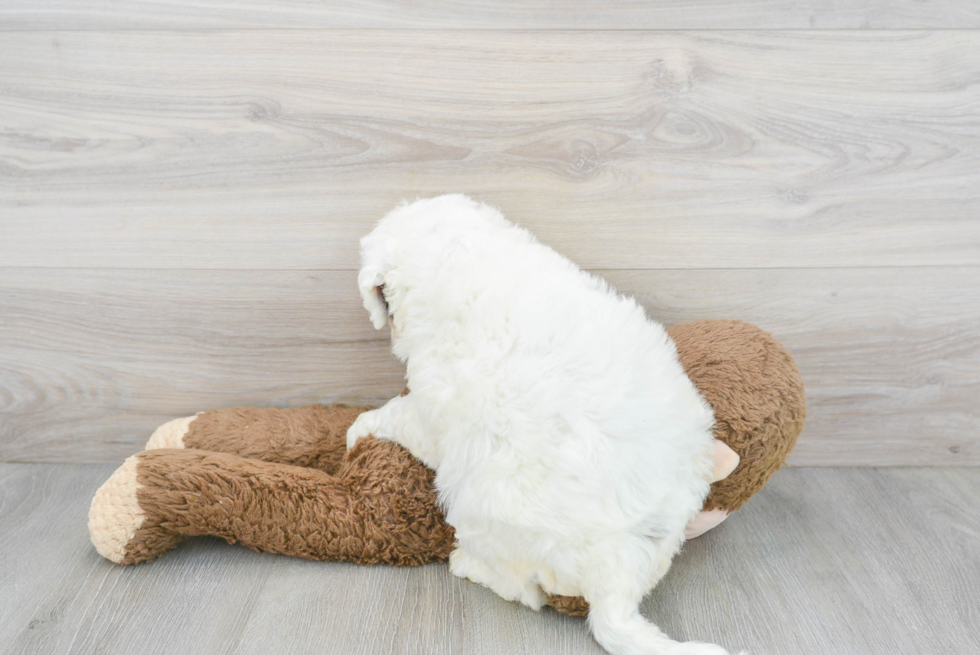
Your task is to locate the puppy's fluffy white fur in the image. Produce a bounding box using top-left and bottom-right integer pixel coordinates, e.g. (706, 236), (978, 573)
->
(348, 195), (734, 655)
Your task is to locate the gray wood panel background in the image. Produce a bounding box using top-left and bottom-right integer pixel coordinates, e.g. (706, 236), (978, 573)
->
(1, 12), (978, 465)
(2, 31), (979, 271)
(3, 1), (979, 29)
(2, 268), (977, 465)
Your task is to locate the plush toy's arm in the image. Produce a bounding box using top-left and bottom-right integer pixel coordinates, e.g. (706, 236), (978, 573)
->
(89, 438), (454, 567)
(146, 405), (370, 475)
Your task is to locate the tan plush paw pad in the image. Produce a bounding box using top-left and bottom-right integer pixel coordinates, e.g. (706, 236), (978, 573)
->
(684, 508), (730, 540)
(89, 455), (144, 564)
(145, 414), (198, 450)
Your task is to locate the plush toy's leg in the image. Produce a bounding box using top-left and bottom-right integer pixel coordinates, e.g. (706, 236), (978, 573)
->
(89, 437), (455, 566)
(88, 454), (183, 564)
(146, 405), (371, 474)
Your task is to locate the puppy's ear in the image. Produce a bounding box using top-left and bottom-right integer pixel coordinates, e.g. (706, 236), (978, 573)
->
(357, 266), (389, 330)
(358, 211), (400, 330)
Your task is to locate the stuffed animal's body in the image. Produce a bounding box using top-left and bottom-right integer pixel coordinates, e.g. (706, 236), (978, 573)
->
(90, 319), (805, 621)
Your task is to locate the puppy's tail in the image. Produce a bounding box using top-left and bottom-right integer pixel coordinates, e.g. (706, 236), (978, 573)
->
(587, 596), (737, 655)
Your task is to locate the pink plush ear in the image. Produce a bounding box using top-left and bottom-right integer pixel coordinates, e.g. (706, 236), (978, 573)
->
(711, 440), (740, 482)
(685, 441), (741, 539)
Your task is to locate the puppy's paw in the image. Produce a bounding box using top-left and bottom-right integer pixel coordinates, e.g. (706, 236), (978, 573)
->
(450, 548), (546, 611)
(448, 547), (484, 582)
(146, 414), (199, 450)
(515, 582), (547, 611)
(346, 409), (382, 450)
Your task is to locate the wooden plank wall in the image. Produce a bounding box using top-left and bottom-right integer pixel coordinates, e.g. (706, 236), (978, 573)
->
(1, 6), (978, 465)
(2, 1), (979, 29)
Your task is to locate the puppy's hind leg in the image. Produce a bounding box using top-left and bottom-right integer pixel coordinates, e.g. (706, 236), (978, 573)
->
(449, 547), (547, 611)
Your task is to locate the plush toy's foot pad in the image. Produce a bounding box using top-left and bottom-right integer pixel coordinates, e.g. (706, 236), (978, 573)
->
(145, 414), (198, 450)
(89, 454), (182, 565)
(684, 509), (730, 540)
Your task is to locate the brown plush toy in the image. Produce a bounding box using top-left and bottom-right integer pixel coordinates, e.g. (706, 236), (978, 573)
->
(89, 319), (805, 617)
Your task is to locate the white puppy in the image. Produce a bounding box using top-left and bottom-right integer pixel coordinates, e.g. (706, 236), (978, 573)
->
(348, 195), (734, 655)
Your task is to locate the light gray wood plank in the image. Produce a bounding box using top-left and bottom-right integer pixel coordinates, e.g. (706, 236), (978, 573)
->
(2, 31), (978, 270)
(659, 467), (980, 654)
(0, 269), (408, 463)
(604, 268), (980, 467)
(0, 463), (106, 647)
(1, 267), (977, 465)
(1, 1), (978, 30)
(3, 464), (978, 654)
(0, 463), (280, 655)
(231, 560), (468, 655)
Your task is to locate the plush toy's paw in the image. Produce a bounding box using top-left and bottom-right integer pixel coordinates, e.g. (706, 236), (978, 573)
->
(684, 508), (731, 539)
(346, 409), (382, 450)
(146, 414), (199, 450)
(89, 455), (145, 563)
(89, 455), (181, 565)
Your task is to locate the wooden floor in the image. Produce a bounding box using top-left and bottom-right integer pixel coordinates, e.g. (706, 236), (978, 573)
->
(2, 464), (978, 655)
